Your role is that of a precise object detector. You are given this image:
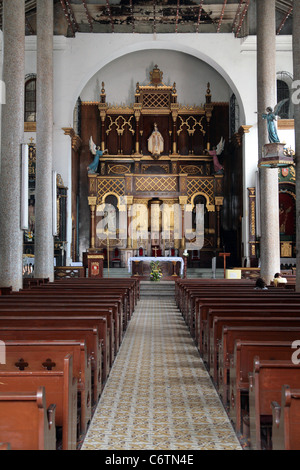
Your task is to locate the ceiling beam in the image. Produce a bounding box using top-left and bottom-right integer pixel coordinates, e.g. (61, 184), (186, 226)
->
(175, 0), (180, 33)
(235, 0), (250, 38)
(81, 0), (94, 32)
(217, 0), (228, 33)
(60, 0), (76, 37)
(196, 0), (204, 33)
(129, 0), (135, 33)
(106, 0), (114, 33)
(153, 0), (157, 35)
(232, 0), (244, 33)
(65, 0), (79, 33)
(277, 5), (293, 34)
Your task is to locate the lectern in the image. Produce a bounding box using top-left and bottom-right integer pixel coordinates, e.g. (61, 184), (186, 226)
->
(83, 252), (104, 278)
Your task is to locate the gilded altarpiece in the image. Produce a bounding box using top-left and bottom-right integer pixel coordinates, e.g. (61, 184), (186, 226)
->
(84, 66), (227, 268)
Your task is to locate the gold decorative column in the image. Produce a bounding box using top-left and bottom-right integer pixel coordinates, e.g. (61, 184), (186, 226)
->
(215, 197), (224, 249)
(126, 196), (133, 249)
(88, 196), (97, 249)
(179, 196), (188, 250)
(98, 82), (108, 152)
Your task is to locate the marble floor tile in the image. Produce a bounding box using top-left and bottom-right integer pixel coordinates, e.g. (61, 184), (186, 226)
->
(81, 297), (242, 451)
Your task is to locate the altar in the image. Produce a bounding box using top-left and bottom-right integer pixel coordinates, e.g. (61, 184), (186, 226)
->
(128, 257), (184, 279)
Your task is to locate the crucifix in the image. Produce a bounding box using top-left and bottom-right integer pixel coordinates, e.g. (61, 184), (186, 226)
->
(153, 246), (159, 258)
(219, 252), (230, 279)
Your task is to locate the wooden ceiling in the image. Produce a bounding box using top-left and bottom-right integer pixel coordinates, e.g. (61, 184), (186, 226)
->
(0, 0), (294, 37)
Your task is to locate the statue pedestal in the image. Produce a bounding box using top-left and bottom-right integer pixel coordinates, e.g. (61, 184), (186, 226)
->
(259, 143), (294, 168)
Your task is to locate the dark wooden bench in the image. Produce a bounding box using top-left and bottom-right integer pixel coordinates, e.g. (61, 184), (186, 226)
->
(229, 340), (295, 435)
(0, 325), (103, 404)
(218, 323), (300, 404)
(272, 385), (300, 450)
(204, 306), (300, 368)
(195, 293), (300, 352)
(1, 339), (92, 434)
(0, 386), (56, 450)
(249, 359), (300, 450)
(0, 313), (110, 385)
(0, 353), (77, 450)
(0, 298), (119, 365)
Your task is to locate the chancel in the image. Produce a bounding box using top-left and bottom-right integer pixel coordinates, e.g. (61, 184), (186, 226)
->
(0, 0), (300, 452)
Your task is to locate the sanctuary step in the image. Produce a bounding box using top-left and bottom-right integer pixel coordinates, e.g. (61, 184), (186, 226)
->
(140, 281), (175, 298)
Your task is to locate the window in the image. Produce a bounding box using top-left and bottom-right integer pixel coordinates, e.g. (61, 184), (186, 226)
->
(24, 76), (36, 122)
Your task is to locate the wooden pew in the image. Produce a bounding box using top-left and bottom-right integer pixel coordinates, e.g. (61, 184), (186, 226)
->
(272, 385), (300, 450)
(218, 324), (300, 405)
(21, 285), (131, 331)
(0, 325), (103, 404)
(195, 293), (300, 352)
(0, 298), (118, 365)
(204, 306), (300, 368)
(229, 340), (294, 435)
(0, 386), (56, 450)
(1, 339), (92, 434)
(249, 360), (300, 450)
(13, 292), (123, 348)
(0, 307), (111, 382)
(0, 354), (77, 450)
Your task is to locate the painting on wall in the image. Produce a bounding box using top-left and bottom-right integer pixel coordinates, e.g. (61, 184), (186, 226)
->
(279, 192), (295, 237)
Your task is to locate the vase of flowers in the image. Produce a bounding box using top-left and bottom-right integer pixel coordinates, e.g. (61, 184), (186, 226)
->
(150, 261), (163, 282)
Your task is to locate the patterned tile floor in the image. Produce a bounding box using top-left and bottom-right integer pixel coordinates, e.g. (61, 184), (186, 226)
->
(81, 298), (242, 450)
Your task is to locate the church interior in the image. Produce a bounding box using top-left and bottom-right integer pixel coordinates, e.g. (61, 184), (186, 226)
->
(0, 0), (300, 452)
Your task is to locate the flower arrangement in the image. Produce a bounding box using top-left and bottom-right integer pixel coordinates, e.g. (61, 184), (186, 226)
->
(150, 261), (163, 282)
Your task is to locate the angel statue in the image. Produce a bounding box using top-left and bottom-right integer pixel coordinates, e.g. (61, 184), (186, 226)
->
(87, 136), (107, 174)
(207, 137), (225, 175)
(262, 99), (289, 144)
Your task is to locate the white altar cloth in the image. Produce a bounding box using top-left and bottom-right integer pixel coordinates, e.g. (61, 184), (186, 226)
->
(128, 257), (184, 276)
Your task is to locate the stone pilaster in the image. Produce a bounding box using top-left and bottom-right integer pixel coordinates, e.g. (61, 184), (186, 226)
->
(0, 0), (25, 291)
(293, 3), (300, 291)
(34, 0), (54, 281)
(257, 0), (280, 284)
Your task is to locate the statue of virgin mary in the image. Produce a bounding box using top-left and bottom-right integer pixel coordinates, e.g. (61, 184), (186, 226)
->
(148, 123), (164, 159)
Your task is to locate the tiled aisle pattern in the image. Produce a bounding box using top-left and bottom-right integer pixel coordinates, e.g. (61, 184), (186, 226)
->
(81, 298), (242, 450)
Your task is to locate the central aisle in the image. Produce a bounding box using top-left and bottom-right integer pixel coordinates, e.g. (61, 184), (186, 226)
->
(81, 297), (242, 450)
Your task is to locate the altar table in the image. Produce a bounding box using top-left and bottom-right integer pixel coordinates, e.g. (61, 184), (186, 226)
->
(128, 257), (184, 278)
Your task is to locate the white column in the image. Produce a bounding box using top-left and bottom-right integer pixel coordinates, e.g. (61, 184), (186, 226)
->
(0, 0), (25, 291)
(34, 0), (54, 281)
(257, 0), (280, 284)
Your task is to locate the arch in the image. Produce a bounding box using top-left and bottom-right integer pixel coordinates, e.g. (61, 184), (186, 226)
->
(190, 192), (210, 208)
(70, 38), (246, 127)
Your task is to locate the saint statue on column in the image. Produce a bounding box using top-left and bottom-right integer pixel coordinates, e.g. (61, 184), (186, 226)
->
(148, 123), (164, 159)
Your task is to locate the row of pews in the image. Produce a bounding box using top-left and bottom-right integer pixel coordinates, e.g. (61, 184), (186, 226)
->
(175, 277), (300, 450)
(0, 277), (139, 450)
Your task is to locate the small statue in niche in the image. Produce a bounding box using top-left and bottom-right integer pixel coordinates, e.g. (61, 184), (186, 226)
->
(206, 137), (225, 175)
(88, 136), (107, 174)
(148, 123), (164, 160)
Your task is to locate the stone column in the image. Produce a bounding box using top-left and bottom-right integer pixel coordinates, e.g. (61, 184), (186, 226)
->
(257, 0), (280, 284)
(0, 0), (25, 291)
(293, 3), (300, 292)
(34, 0), (54, 281)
